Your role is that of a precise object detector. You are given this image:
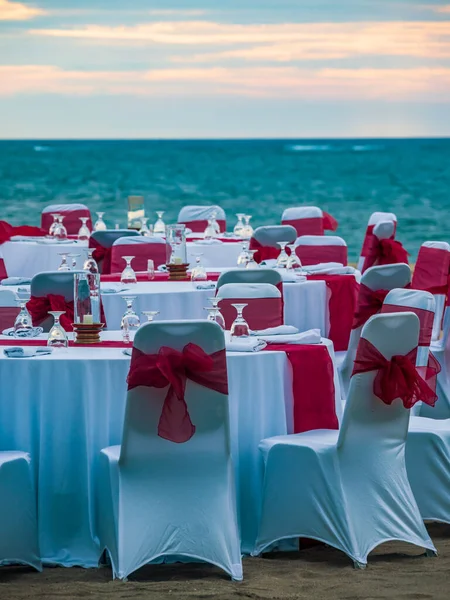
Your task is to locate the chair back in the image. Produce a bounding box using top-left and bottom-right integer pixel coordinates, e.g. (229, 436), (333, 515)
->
(91, 229), (139, 249)
(41, 203), (92, 235)
(216, 268), (282, 291)
(357, 211), (397, 271)
(282, 206), (335, 236)
(0, 289), (20, 331)
(30, 271), (82, 331)
(178, 205), (226, 233)
(111, 236), (166, 273)
(295, 235), (347, 266)
(217, 282), (282, 330)
(120, 320), (230, 464)
(249, 225), (296, 263)
(412, 241), (450, 343)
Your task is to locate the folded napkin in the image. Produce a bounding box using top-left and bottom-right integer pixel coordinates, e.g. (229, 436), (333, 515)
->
(194, 239), (223, 245)
(2, 326), (43, 338)
(259, 259), (278, 268)
(226, 337), (267, 352)
(251, 325), (299, 336)
(259, 329), (322, 345)
(196, 282), (216, 290)
(122, 348), (132, 356)
(157, 265), (168, 272)
(1, 277), (32, 286)
(101, 286), (129, 294)
(4, 347), (53, 358)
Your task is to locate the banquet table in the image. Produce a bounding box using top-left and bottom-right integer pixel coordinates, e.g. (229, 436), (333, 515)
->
(0, 334), (341, 565)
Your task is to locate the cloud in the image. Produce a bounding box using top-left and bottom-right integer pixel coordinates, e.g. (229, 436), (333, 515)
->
(430, 4), (450, 13)
(0, 0), (45, 20)
(28, 19), (450, 61)
(1, 64), (449, 101)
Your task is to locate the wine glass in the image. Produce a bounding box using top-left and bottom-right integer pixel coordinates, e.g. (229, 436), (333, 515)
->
(94, 212), (107, 232)
(286, 244), (303, 270)
(210, 210), (221, 235)
(245, 250), (259, 269)
(13, 299), (34, 338)
(237, 241), (250, 267)
(49, 213), (61, 236)
(242, 215), (253, 239)
(140, 217), (150, 236)
(54, 216), (68, 241)
(83, 249), (99, 273)
(234, 213), (245, 237)
(121, 296), (140, 330)
(191, 254), (207, 281)
(121, 256), (137, 284)
(78, 217), (90, 241)
(142, 310), (159, 322)
(68, 253), (81, 270)
(147, 259), (155, 280)
(276, 241), (290, 268)
(207, 297), (225, 329)
(230, 303), (250, 338)
(47, 311), (68, 349)
(204, 218), (217, 240)
(58, 253), (71, 271)
(154, 211), (166, 234)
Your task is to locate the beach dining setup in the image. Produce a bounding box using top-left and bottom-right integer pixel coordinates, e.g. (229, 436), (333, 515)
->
(1, 200), (450, 581)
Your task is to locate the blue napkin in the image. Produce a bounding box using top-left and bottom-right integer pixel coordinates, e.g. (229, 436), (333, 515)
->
(4, 347), (53, 358)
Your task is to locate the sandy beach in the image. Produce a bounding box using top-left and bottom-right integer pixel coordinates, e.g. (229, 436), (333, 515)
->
(1, 523), (449, 600)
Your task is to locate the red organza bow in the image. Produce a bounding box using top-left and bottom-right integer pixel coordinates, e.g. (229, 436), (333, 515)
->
(364, 238), (409, 272)
(0, 221), (46, 244)
(323, 211), (338, 231)
(352, 284), (389, 329)
(249, 238), (291, 264)
(127, 343), (228, 443)
(27, 294), (75, 331)
(352, 337), (438, 408)
(89, 238), (112, 274)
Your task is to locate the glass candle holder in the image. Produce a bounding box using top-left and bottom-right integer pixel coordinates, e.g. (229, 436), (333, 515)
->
(165, 224), (187, 265)
(74, 271), (101, 324)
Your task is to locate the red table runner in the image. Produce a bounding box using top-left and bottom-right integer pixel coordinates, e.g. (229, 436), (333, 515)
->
(0, 339), (131, 348)
(101, 271), (221, 283)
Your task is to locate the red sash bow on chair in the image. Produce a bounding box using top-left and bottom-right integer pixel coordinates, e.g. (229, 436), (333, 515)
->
(363, 238), (409, 272)
(323, 211), (338, 231)
(352, 338), (438, 408)
(0, 221), (46, 244)
(127, 343), (228, 443)
(249, 238), (286, 264)
(352, 284), (389, 329)
(89, 238), (112, 274)
(27, 294), (75, 331)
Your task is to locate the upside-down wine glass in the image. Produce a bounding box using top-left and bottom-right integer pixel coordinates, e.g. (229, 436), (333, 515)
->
(276, 241), (290, 269)
(237, 241), (250, 267)
(286, 244), (303, 271)
(68, 253), (81, 270)
(243, 215), (253, 238)
(233, 213), (245, 237)
(207, 297), (225, 329)
(154, 211), (166, 235)
(58, 253), (71, 271)
(230, 303), (250, 338)
(121, 296), (140, 330)
(121, 256), (137, 284)
(245, 250), (259, 269)
(94, 212), (107, 232)
(47, 311), (68, 349)
(78, 217), (90, 241)
(210, 210), (221, 235)
(191, 254), (207, 281)
(83, 249), (99, 273)
(204, 218), (217, 240)
(49, 213), (61, 236)
(54, 215), (68, 241)
(13, 299), (34, 338)
(142, 310), (159, 322)
(140, 217), (150, 236)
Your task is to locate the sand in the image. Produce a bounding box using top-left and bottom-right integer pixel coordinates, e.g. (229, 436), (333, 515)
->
(1, 523), (449, 600)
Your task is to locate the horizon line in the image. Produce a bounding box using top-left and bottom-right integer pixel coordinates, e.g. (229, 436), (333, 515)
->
(1, 136), (450, 142)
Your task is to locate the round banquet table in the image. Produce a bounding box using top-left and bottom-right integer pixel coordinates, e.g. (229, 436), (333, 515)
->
(0, 334), (341, 566)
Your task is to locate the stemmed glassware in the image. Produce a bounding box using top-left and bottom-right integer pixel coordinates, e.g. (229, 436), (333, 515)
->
(241, 215), (253, 239)
(54, 216), (68, 241)
(245, 250), (259, 269)
(78, 217), (91, 241)
(47, 311), (68, 349)
(276, 241), (290, 269)
(154, 211), (166, 235)
(142, 310), (159, 322)
(206, 297), (225, 329)
(140, 217), (152, 236)
(120, 256), (137, 284)
(13, 299), (34, 338)
(210, 210), (221, 235)
(204, 218), (217, 240)
(94, 212), (107, 232)
(286, 244), (303, 271)
(237, 241), (250, 267)
(58, 253), (71, 271)
(147, 259), (155, 280)
(68, 253), (81, 270)
(121, 296), (140, 343)
(230, 303), (250, 338)
(83, 249), (99, 273)
(49, 213), (61, 236)
(234, 213), (245, 237)
(191, 254), (207, 281)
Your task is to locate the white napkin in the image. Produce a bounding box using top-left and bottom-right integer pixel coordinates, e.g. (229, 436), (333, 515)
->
(3, 347), (53, 358)
(2, 327), (43, 338)
(302, 263), (358, 275)
(259, 329), (322, 345)
(194, 239), (223, 245)
(196, 282), (216, 290)
(122, 348), (132, 356)
(251, 325), (299, 336)
(1, 277), (32, 286)
(101, 286), (129, 294)
(157, 265), (168, 272)
(259, 259), (277, 268)
(226, 337), (267, 352)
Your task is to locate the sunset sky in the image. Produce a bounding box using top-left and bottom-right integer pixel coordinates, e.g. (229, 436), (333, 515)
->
(1, 0), (450, 138)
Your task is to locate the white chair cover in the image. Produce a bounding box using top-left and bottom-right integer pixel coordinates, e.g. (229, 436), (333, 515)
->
(254, 312), (436, 566)
(91, 229), (139, 249)
(357, 212), (397, 272)
(41, 203), (91, 235)
(295, 235), (347, 266)
(217, 283), (281, 299)
(373, 220), (395, 240)
(96, 320), (242, 581)
(30, 271), (83, 331)
(216, 268), (282, 290)
(338, 263), (412, 399)
(110, 236), (167, 272)
(178, 205), (226, 232)
(252, 225), (297, 248)
(0, 451), (41, 570)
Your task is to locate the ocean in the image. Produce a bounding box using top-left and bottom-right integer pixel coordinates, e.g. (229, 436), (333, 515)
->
(0, 138), (449, 261)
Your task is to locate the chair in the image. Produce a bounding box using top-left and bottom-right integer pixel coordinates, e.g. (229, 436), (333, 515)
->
(110, 236), (166, 273)
(178, 205), (226, 233)
(41, 203), (92, 235)
(412, 241), (450, 343)
(29, 271), (83, 331)
(254, 312), (436, 566)
(216, 268), (282, 292)
(295, 235), (348, 266)
(96, 320), (242, 581)
(0, 451), (41, 570)
(249, 225), (296, 264)
(338, 263), (411, 398)
(217, 283), (283, 330)
(357, 211), (397, 272)
(0, 289), (20, 331)
(281, 206), (338, 237)
(90, 229), (140, 274)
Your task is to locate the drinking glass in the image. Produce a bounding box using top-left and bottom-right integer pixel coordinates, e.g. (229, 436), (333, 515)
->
(230, 303), (250, 338)
(242, 215), (253, 239)
(245, 250), (259, 269)
(204, 218), (217, 240)
(207, 297), (226, 329)
(121, 256), (137, 284)
(154, 211), (166, 235)
(13, 299), (34, 338)
(47, 311), (68, 349)
(54, 216), (68, 240)
(147, 259), (155, 280)
(94, 212), (107, 232)
(191, 254), (207, 281)
(286, 244), (303, 270)
(237, 241), (250, 267)
(140, 217), (150, 236)
(210, 210), (221, 235)
(276, 241), (290, 268)
(78, 217), (90, 241)
(58, 253), (71, 271)
(234, 213), (245, 237)
(121, 296), (140, 330)
(49, 213), (61, 236)
(68, 253), (81, 270)
(83, 249), (99, 273)
(142, 310), (159, 322)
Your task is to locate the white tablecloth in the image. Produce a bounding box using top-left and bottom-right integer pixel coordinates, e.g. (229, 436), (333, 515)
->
(0, 336), (340, 565)
(186, 241), (242, 269)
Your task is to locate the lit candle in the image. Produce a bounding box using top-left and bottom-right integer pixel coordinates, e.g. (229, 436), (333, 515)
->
(173, 257), (183, 265)
(83, 314), (93, 324)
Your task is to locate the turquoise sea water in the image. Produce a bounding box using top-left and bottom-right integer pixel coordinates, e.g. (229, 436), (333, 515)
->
(0, 138), (449, 260)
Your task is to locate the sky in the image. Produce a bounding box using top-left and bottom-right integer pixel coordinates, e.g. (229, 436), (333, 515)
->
(0, 0), (450, 139)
